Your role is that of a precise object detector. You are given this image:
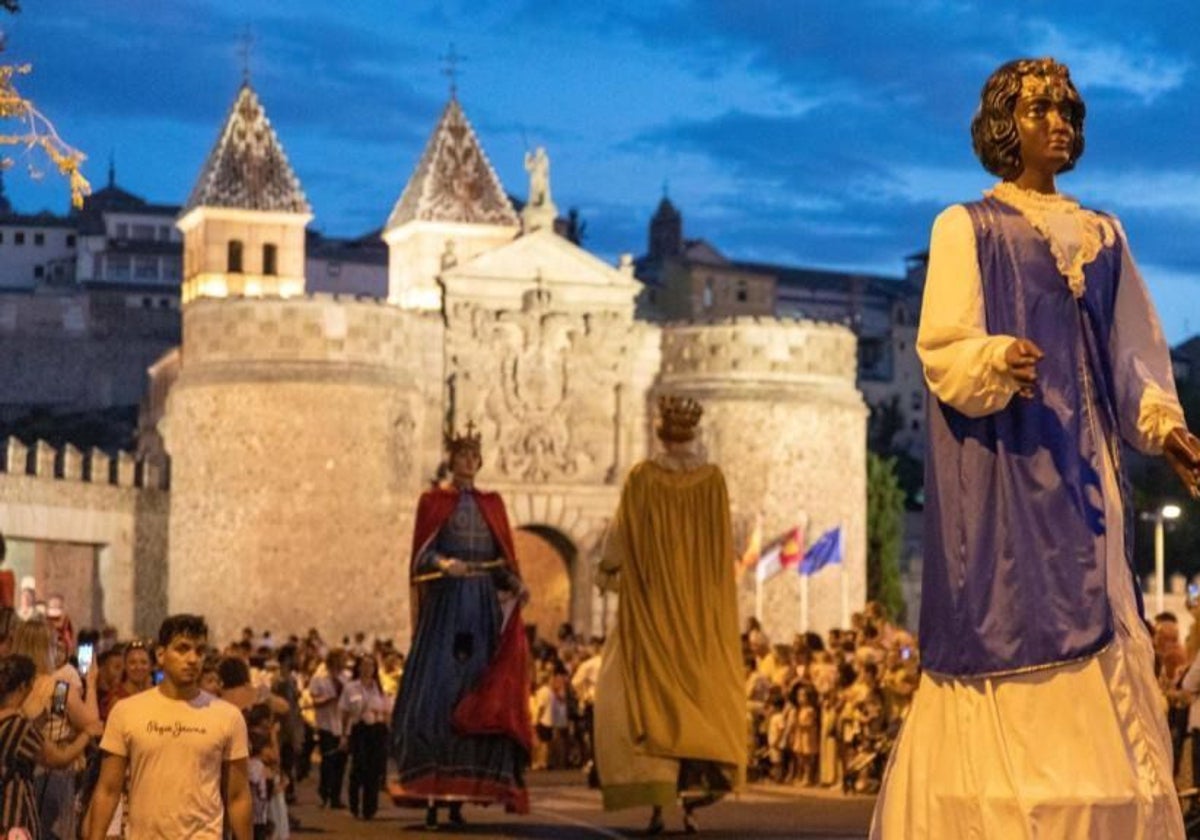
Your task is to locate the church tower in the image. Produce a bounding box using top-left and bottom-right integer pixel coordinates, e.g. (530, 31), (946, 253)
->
(382, 97), (520, 310)
(648, 195), (682, 260)
(177, 83), (312, 303)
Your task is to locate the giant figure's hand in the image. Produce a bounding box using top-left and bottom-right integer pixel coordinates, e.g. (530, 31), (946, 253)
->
(1004, 338), (1044, 399)
(1164, 427), (1200, 499)
(438, 557), (468, 577)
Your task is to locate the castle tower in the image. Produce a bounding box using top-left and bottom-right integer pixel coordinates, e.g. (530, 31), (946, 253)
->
(656, 317), (868, 639)
(164, 84), (439, 645)
(177, 83), (312, 303)
(382, 97), (520, 310)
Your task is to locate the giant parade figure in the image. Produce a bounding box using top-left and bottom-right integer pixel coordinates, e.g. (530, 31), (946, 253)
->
(594, 395), (745, 835)
(872, 57), (1200, 838)
(389, 424), (532, 830)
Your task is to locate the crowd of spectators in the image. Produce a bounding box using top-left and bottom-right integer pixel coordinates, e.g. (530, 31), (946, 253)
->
(0, 594), (928, 838)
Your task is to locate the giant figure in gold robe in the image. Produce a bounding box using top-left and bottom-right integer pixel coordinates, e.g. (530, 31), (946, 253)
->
(594, 395), (744, 835)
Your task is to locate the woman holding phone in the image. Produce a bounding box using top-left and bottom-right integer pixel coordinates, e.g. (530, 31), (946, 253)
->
(11, 619), (101, 839)
(0, 654), (94, 839)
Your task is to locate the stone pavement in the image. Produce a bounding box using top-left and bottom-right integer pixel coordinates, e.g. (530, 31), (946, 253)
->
(286, 770), (875, 838)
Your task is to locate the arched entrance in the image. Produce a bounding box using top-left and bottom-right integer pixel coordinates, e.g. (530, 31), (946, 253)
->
(514, 525), (575, 643)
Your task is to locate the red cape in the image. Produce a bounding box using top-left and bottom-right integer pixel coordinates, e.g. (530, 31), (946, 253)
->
(410, 486), (532, 757)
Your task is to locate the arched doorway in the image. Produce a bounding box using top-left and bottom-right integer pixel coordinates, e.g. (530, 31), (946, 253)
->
(514, 525), (575, 643)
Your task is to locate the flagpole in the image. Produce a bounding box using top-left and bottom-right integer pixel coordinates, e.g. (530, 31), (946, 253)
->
(755, 572), (763, 622)
(800, 573), (809, 632)
(840, 561), (849, 628)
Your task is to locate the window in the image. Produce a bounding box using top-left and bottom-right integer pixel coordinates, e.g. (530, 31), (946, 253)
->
(911, 391), (923, 411)
(703, 277), (714, 308)
(227, 240), (243, 273)
(162, 258), (181, 281)
(131, 224), (155, 240)
(735, 279), (748, 303)
(158, 226), (171, 241)
(14, 232), (24, 245)
(134, 256), (159, 280)
(115, 224), (128, 239)
(66, 234), (76, 247)
(33, 265), (44, 279)
(108, 255), (131, 281)
(0, 232), (5, 244)
(262, 243), (278, 276)
(33, 232), (44, 246)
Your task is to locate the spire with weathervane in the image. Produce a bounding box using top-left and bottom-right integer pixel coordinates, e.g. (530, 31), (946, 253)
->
(382, 47), (520, 310)
(177, 60), (313, 304)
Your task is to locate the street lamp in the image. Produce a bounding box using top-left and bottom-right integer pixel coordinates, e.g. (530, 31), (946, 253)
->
(1144, 504), (1183, 615)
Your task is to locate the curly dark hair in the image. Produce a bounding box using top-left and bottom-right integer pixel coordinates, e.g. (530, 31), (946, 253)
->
(970, 57), (1086, 180)
(0, 654), (36, 697)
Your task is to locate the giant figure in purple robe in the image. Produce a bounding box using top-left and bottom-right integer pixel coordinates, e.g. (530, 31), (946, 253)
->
(872, 57), (1200, 839)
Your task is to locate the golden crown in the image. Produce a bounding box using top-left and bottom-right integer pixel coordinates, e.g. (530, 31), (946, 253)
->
(656, 395), (703, 442)
(445, 420), (482, 454)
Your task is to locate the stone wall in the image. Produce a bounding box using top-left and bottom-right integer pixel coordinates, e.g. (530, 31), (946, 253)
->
(0, 438), (169, 636)
(658, 317), (867, 640)
(164, 295), (441, 646)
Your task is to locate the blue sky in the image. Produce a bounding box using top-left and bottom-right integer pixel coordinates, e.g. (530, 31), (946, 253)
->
(3, 0), (1199, 342)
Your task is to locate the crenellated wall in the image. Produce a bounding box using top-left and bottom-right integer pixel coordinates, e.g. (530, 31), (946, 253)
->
(657, 317), (868, 641)
(0, 437), (169, 635)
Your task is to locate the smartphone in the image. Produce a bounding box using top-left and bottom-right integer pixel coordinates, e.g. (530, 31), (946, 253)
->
(152, 669), (164, 686)
(50, 680), (69, 717)
(77, 642), (94, 677)
(1188, 583), (1200, 609)
(900, 646), (912, 661)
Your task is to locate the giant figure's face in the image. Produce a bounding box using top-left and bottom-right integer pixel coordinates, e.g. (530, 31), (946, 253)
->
(1014, 72), (1077, 177)
(449, 447), (482, 483)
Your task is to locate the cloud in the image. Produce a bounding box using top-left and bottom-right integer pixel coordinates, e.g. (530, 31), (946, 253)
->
(1024, 21), (1189, 104)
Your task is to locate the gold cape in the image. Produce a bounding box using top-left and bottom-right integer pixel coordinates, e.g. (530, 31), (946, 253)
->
(595, 458), (745, 810)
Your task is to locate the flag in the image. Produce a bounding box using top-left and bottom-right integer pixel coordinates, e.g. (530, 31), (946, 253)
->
(756, 544), (783, 583)
(799, 526), (842, 576)
(739, 512), (763, 576)
(779, 525), (804, 569)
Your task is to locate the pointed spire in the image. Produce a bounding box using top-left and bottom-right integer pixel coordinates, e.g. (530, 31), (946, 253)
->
(184, 83), (310, 214)
(385, 98), (517, 230)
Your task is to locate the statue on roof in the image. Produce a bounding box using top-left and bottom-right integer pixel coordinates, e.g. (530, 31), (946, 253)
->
(522, 147), (557, 233)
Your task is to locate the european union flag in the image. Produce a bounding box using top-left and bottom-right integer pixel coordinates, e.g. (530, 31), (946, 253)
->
(799, 526), (842, 576)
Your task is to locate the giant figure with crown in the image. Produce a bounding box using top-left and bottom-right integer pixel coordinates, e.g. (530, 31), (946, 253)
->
(594, 395), (745, 835)
(389, 423), (532, 830)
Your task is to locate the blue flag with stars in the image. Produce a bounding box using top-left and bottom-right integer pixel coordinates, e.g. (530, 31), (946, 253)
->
(799, 526), (842, 576)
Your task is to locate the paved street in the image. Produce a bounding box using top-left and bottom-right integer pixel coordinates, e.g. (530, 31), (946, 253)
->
(288, 771), (875, 838)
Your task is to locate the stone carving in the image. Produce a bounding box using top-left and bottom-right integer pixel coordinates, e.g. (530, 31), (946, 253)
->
(445, 289), (643, 485)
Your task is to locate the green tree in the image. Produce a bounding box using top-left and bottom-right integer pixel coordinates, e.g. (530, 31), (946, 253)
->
(867, 451), (907, 623)
(1128, 372), (1200, 578)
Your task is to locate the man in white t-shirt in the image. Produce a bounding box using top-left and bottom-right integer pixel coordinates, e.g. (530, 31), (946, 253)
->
(85, 614), (252, 840)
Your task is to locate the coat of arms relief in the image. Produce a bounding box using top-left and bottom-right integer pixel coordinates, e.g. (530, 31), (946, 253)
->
(446, 287), (630, 484)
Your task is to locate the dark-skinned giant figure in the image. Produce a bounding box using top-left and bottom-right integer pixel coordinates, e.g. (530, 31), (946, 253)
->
(871, 58), (1199, 838)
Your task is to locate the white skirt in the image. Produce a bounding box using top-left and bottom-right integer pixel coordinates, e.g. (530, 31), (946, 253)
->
(873, 445), (1185, 839)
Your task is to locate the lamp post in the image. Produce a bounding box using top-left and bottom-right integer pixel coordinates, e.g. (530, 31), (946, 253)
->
(1145, 503), (1183, 615)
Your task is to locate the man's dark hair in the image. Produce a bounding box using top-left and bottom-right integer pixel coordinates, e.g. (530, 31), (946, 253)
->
(217, 655), (251, 689)
(277, 643), (297, 669)
(157, 613), (209, 648)
(970, 57), (1086, 180)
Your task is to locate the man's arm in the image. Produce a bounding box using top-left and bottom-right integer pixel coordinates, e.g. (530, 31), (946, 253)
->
(84, 752), (127, 840)
(223, 757), (253, 840)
